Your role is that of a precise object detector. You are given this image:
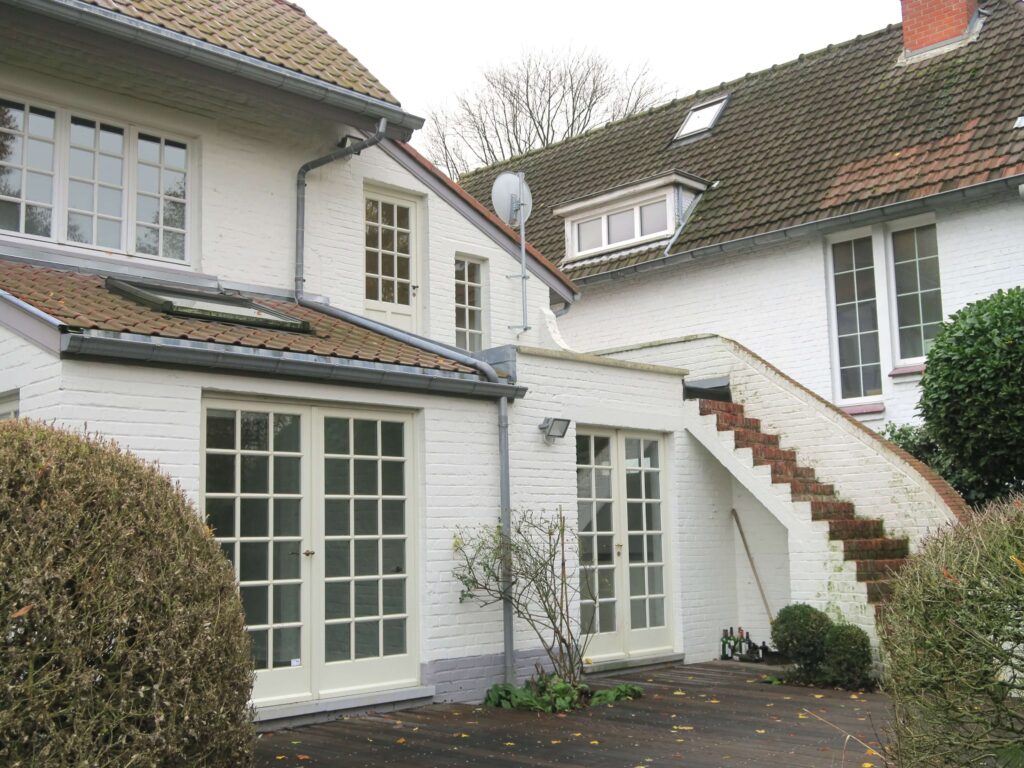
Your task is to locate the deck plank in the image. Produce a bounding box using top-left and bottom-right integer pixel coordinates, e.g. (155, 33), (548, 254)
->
(255, 661), (890, 767)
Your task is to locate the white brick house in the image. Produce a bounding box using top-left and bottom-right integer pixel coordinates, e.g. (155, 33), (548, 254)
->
(0, 0), (964, 722)
(462, 0), (1024, 431)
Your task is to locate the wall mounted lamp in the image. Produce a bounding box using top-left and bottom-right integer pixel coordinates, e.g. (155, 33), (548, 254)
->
(538, 417), (571, 444)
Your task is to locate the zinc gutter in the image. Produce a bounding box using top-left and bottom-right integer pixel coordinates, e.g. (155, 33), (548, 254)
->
(57, 330), (526, 401)
(4, 0), (424, 134)
(572, 174), (1024, 285)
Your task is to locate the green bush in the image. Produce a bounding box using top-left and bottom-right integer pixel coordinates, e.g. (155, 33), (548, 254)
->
(821, 624), (874, 690)
(918, 287), (1024, 504)
(484, 670), (642, 712)
(881, 493), (1024, 767)
(771, 603), (833, 680)
(0, 421), (254, 767)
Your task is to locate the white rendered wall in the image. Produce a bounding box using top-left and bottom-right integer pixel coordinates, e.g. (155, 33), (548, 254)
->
(559, 193), (1024, 427)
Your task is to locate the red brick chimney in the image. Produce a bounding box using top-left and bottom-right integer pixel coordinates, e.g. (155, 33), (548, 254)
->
(901, 0), (978, 54)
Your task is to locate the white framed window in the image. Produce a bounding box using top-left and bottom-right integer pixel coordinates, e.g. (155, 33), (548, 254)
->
(827, 218), (945, 402)
(674, 96), (728, 140)
(890, 223), (943, 362)
(364, 195), (413, 306)
(454, 256), (485, 352)
(0, 95), (192, 262)
(831, 236), (883, 400)
(0, 390), (18, 420)
(573, 196), (671, 258)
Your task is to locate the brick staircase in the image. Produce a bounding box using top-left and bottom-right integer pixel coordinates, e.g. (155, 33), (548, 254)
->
(699, 399), (909, 615)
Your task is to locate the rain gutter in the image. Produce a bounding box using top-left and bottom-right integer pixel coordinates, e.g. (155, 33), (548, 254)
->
(57, 330), (524, 400)
(574, 174), (1024, 286)
(5, 0), (424, 135)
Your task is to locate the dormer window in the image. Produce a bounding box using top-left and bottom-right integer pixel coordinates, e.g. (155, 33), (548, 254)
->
(574, 197), (671, 257)
(555, 171), (709, 263)
(674, 96), (727, 140)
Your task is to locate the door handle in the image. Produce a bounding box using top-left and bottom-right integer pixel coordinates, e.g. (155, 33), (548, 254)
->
(615, 543), (623, 557)
(302, 549), (316, 557)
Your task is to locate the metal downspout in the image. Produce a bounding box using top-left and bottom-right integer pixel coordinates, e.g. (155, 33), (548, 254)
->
(294, 132), (517, 685)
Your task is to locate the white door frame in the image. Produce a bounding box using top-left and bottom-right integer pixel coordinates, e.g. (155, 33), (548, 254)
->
(577, 428), (674, 663)
(200, 397), (420, 710)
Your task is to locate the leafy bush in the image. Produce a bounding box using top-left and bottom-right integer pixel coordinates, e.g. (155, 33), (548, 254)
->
(821, 624), (874, 690)
(881, 493), (1024, 767)
(771, 603), (833, 680)
(0, 421), (254, 767)
(484, 669), (642, 712)
(918, 287), (1024, 504)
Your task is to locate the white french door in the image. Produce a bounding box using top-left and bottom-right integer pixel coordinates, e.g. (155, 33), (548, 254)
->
(201, 400), (418, 708)
(576, 430), (672, 662)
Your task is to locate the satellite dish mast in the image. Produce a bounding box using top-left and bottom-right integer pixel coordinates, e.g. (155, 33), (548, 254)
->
(491, 171), (533, 335)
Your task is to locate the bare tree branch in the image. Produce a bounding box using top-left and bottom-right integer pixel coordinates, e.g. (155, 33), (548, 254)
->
(425, 49), (666, 180)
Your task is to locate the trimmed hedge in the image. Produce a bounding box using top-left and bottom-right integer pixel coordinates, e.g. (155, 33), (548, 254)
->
(771, 603), (833, 680)
(918, 286), (1024, 503)
(0, 421), (254, 766)
(881, 493), (1024, 767)
(821, 624), (873, 690)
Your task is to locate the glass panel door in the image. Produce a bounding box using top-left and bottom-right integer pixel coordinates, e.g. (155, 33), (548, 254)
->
(315, 412), (418, 697)
(577, 430), (672, 663)
(204, 406), (312, 705)
(576, 432), (622, 658)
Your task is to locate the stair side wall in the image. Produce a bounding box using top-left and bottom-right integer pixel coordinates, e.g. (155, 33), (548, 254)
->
(607, 335), (963, 552)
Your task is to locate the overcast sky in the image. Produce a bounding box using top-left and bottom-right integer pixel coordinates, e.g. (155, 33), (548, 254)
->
(297, 1), (901, 150)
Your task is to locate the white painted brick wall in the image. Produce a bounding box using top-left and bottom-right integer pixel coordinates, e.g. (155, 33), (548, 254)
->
(0, 326), (61, 417)
(560, 194), (1024, 427)
(614, 335), (961, 548)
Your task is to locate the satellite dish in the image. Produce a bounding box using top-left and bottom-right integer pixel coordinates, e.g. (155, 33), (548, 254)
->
(491, 171), (532, 228)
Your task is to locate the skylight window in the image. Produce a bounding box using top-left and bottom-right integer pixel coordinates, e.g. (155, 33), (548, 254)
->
(675, 96), (728, 140)
(107, 279), (310, 332)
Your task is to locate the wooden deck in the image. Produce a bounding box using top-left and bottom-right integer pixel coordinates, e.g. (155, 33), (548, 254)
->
(255, 661), (891, 767)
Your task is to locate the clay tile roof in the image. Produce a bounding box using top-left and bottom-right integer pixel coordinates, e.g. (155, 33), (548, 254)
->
(0, 259), (475, 374)
(460, 0), (1024, 280)
(76, 0), (398, 105)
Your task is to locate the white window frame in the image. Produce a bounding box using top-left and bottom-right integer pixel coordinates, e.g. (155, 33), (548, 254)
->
(454, 254), (487, 353)
(674, 95), (728, 140)
(363, 190), (419, 321)
(884, 215), (942, 367)
(0, 390), (18, 420)
(825, 214), (942, 404)
(0, 90), (196, 266)
(569, 195), (673, 260)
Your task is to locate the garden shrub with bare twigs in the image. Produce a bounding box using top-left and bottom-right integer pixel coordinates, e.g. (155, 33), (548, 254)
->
(0, 421), (255, 767)
(881, 494), (1024, 767)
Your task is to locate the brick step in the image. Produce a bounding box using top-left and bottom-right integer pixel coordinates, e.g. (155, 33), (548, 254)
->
(749, 444), (798, 463)
(770, 463), (817, 483)
(855, 558), (907, 581)
(792, 492), (839, 503)
(864, 580), (895, 604)
(699, 399), (745, 417)
(828, 518), (885, 541)
(844, 537), (910, 561)
(788, 479), (834, 496)
(732, 428), (780, 448)
(712, 412), (762, 432)
(809, 500), (856, 521)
